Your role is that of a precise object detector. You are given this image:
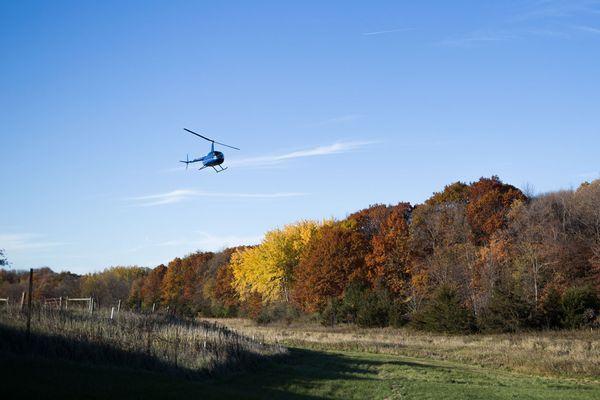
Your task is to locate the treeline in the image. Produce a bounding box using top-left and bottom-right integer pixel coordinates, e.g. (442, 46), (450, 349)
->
(0, 266), (146, 308)
(1, 176), (599, 333)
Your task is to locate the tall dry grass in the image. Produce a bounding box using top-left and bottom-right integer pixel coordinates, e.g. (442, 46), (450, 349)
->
(0, 306), (286, 376)
(208, 318), (600, 381)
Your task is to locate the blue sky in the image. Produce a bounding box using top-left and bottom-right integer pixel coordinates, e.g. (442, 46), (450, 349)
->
(1, 1), (599, 273)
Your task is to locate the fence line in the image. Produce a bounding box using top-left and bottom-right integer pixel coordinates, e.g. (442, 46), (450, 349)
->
(64, 297), (94, 314)
(43, 297), (63, 309)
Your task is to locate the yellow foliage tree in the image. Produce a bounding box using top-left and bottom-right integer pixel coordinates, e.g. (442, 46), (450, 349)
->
(231, 220), (325, 303)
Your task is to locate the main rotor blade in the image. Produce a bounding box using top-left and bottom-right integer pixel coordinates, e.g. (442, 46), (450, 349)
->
(183, 128), (240, 150)
(213, 140), (240, 151)
(184, 128), (213, 142)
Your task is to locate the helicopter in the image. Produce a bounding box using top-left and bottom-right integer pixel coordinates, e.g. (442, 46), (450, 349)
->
(180, 128), (240, 172)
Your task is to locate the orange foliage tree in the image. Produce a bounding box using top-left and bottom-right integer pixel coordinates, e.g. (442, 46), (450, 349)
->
(466, 176), (526, 245)
(160, 252), (216, 315)
(365, 203), (412, 295)
(214, 262), (240, 310)
(140, 264), (167, 308)
(293, 221), (369, 312)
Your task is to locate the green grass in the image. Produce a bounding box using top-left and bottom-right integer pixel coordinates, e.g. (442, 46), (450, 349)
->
(2, 347), (599, 400)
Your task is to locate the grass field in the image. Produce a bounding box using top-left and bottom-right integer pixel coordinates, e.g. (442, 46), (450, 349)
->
(2, 312), (599, 399)
(2, 347), (599, 399)
(209, 318), (600, 381)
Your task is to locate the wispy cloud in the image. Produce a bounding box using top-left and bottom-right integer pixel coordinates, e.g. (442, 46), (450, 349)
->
(574, 25), (600, 34)
(129, 189), (196, 206)
(439, 1), (600, 47)
(127, 232), (263, 253)
(306, 114), (363, 127)
(158, 231), (262, 251)
(438, 26), (577, 47)
(0, 233), (69, 252)
(127, 190), (306, 207)
(363, 28), (413, 36)
(513, 0), (600, 21)
(230, 140), (376, 168)
(526, 28), (571, 38)
(438, 30), (517, 47)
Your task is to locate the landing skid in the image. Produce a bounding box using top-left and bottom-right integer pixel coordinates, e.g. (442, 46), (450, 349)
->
(212, 165), (228, 173)
(197, 165), (227, 173)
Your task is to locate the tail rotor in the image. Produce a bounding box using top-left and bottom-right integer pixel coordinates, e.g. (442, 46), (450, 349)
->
(180, 154), (190, 170)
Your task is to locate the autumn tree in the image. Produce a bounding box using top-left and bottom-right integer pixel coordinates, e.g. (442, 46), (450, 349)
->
(571, 180), (600, 286)
(472, 233), (512, 317)
(507, 198), (561, 305)
(231, 220), (323, 303)
(214, 262), (240, 314)
(407, 177), (526, 320)
(365, 203), (412, 295)
(128, 277), (144, 309)
(504, 180), (600, 309)
(466, 176), (526, 245)
(140, 264), (167, 308)
(409, 182), (471, 260)
(293, 221), (369, 312)
(80, 266), (148, 307)
(160, 252), (215, 315)
(348, 204), (396, 240)
(0, 269), (24, 300)
(160, 258), (186, 312)
(196, 247), (238, 316)
(182, 252), (214, 313)
(409, 184), (474, 302)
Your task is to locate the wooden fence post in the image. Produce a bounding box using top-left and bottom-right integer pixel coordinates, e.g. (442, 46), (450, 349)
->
(117, 299), (121, 313)
(152, 303), (155, 313)
(110, 307), (115, 320)
(20, 292), (25, 311)
(26, 269), (33, 341)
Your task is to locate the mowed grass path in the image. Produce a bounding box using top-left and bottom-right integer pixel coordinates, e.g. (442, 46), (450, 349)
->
(3, 348), (599, 400)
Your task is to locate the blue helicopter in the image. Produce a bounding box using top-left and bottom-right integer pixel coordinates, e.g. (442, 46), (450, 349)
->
(180, 128), (240, 172)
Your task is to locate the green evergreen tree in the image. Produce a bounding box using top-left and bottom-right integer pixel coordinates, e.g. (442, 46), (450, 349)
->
(415, 285), (474, 333)
(561, 286), (599, 329)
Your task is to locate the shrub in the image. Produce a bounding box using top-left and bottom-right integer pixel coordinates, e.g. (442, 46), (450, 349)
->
(356, 288), (391, 328)
(477, 287), (532, 333)
(210, 303), (238, 318)
(537, 287), (563, 329)
(239, 292), (263, 319)
(320, 297), (342, 327)
(413, 285), (474, 334)
(256, 302), (300, 325)
(388, 299), (409, 328)
(320, 285), (401, 328)
(340, 281), (367, 324)
(561, 285), (599, 329)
